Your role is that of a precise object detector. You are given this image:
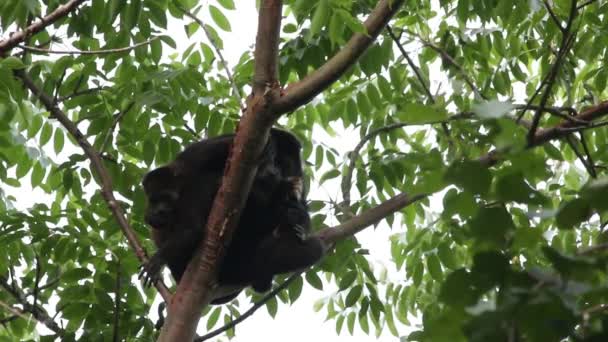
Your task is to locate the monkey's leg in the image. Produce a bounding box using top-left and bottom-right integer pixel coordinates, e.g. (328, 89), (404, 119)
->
(250, 232), (324, 293)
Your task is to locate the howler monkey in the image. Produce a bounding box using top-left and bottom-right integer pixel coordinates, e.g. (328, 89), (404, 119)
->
(140, 129), (324, 303)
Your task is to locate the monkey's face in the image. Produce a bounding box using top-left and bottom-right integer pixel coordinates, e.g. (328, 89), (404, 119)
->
(144, 189), (178, 229)
(142, 167), (180, 230)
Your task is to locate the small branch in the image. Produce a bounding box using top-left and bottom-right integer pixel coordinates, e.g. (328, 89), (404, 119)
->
(578, 132), (596, 177)
(403, 29), (485, 100)
(386, 25), (454, 149)
(526, 0), (577, 143)
(0, 0), (87, 55)
(14, 70), (171, 303)
(565, 135), (595, 178)
(177, 6), (244, 106)
(0, 275), (64, 336)
(386, 26), (433, 100)
(100, 102), (135, 153)
(577, 0), (598, 10)
(320, 192), (428, 244)
(195, 274), (301, 341)
(32, 255), (42, 312)
(514, 104), (586, 124)
(274, 0), (405, 114)
(18, 37), (158, 55)
(58, 86), (108, 102)
(112, 260), (121, 342)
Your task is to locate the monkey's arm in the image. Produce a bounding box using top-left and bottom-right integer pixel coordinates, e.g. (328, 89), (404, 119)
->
(139, 228), (201, 287)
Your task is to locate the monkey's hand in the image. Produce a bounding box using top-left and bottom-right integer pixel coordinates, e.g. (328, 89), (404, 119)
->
(286, 176), (303, 199)
(138, 253), (164, 288)
(282, 200), (311, 242)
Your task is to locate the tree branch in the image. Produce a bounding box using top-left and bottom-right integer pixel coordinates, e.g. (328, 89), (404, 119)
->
(320, 193), (428, 244)
(13, 70), (171, 302)
(158, 1), (285, 340)
(273, 0), (405, 115)
(0, 0), (87, 55)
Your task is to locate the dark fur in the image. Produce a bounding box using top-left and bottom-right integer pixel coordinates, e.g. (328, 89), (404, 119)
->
(140, 129), (324, 303)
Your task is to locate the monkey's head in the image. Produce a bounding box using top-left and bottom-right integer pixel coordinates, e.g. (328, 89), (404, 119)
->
(142, 166), (180, 230)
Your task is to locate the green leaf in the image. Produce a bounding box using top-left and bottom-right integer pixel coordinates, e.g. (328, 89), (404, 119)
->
(445, 160), (492, 195)
(338, 271), (357, 290)
(1, 56), (25, 69)
(217, 0), (235, 10)
(427, 254), (443, 280)
(468, 206), (515, 246)
(344, 285), (362, 307)
(206, 308), (221, 330)
(439, 269), (478, 308)
(54, 128), (65, 154)
(62, 268), (92, 283)
(309, 0), (329, 38)
(495, 172), (548, 205)
(209, 5), (231, 31)
(555, 198), (591, 230)
(398, 103), (448, 124)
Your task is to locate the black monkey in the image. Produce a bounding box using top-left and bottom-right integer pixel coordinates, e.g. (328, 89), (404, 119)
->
(140, 129), (324, 303)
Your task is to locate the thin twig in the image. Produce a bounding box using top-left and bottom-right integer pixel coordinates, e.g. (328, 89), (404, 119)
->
(385, 26), (454, 156)
(195, 273), (301, 341)
(565, 135), (595, 177)
(579, 132), (597, 177)
(100, 102), (135, 153)
(0, 275), (64, 335)
(58, 86), (108, 102)
(32, 254), (42, 314)
(542, 0), (566, 33)
(513, 104), (586, 124)
(177, 5), (244, 107)
(112, 260), (121, 342)
(577, 0), (599, 10)
(18, 37), (158, 55)
(401, 28), (486, 100)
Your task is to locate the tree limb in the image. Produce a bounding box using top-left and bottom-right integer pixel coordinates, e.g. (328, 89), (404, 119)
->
(273, 0), (405, 115)
(158, 1), (284, 340)
(0, 0), (87, 55)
